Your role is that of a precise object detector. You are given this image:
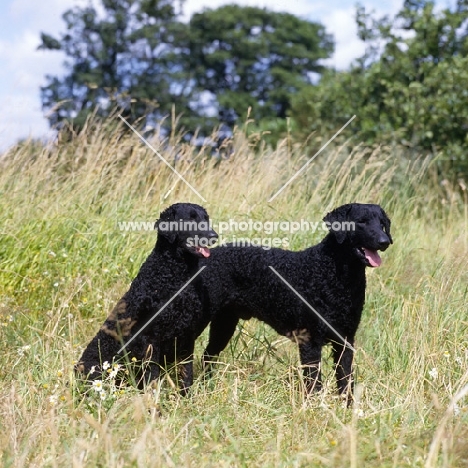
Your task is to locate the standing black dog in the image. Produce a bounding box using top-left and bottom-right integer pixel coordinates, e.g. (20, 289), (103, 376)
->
(76, 203), (218, 392)
(200, 203), (392, 403)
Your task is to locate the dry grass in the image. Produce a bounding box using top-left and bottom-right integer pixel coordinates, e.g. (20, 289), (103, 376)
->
(0, 118), (467, 467)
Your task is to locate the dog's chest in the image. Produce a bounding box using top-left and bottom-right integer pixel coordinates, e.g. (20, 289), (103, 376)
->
(305, 261), (366, 311)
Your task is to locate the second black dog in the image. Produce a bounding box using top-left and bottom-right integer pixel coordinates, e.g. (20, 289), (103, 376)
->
(201, 203), (392, 403)
(76, 203), (217, 392)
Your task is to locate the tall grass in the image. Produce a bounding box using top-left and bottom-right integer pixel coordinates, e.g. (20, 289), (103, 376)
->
(0, 119), (467, 467)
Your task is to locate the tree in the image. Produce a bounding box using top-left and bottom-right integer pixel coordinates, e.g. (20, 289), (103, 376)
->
(290, 0), (468, 175)
(187, 5), (333, 126)
(39, 1), (333, 137)
(39, 0), (191, 132)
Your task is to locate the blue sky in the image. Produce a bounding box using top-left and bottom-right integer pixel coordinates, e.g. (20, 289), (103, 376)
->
(0, 0), (450, 150)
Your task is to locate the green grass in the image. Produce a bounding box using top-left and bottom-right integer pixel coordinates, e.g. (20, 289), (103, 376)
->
(1, 121), (468, 466)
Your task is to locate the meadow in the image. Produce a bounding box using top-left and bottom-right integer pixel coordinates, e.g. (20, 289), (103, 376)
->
(0, 120), (467, 467)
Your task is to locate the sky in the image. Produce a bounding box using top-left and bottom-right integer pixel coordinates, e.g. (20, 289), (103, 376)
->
(0, 0), (450, 151)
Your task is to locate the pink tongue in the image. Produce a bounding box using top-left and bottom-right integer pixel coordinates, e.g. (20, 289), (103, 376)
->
(363, 248), (381, 267)
(199, 247), (211, 258)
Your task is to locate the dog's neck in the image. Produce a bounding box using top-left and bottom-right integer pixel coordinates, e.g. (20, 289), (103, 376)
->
(319, 235), (367, 309)
(155, 236), (178, 254)
(318, 234), (366, 270)
(154, 237), (200, 270)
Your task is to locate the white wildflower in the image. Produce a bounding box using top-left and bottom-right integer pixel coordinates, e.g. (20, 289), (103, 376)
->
(49, 395), (58, 405)
(429, 368), (438, 380)
(109, 365), (120, 379)
(354, 408), (364, 418)
(102, 361), (110, 370)
(18, 345), (31, 356)
(92, 380), (103, 392)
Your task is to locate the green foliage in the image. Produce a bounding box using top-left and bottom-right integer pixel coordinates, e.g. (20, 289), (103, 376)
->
(290, 0), (468, 177)
(188, 4), (333, 125)
(39, 0), (190, 131)
(39, 1), (333, 136)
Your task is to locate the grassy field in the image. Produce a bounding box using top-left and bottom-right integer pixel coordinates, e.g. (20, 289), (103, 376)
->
(1, 121), (467, 467)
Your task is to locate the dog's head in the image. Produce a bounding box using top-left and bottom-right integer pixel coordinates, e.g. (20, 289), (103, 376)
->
(155, 203), (218, 258)
(323, 203), (392, 267)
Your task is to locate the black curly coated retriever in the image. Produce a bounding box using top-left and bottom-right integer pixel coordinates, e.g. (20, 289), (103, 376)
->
(76, 203), (218, 391)
(200, 203), (392, 402)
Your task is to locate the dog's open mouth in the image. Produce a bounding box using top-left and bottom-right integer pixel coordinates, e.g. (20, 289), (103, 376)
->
(358, 247), (382, 267)
(192, 245), (211, 258)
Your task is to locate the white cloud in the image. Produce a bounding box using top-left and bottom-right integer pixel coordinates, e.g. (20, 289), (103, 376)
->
(9, 0), (86, 19)
(0, 29), (65, 150)
(0, 92), (55, 150)
(0, 0), (81, 150)
(321, 7), (366, 69)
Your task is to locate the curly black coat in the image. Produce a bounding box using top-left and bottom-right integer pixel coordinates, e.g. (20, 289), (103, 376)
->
(200, 203), (392, 402)
(76, 203), (217, 391)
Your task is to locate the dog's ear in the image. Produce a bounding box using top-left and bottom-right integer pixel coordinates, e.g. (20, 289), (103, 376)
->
(155, 206), (177, 243)
(323, 204), (351, 244)
(380, 207), (393, 244)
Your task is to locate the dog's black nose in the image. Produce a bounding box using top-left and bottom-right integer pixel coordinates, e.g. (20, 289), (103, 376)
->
(377, 235), (390, 250)
(205, 230), (218, 245)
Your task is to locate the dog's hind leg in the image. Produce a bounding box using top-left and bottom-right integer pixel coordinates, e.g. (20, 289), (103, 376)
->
(202, 311), (239, 373)
(332, 339), (355, 405)
(178, 339), (196, 395)
(298, 341), (323, 393)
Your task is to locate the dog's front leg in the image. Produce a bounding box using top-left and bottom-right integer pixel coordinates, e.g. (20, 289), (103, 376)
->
(139, 342), (160, 388)
(179, 359), (193, 396)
